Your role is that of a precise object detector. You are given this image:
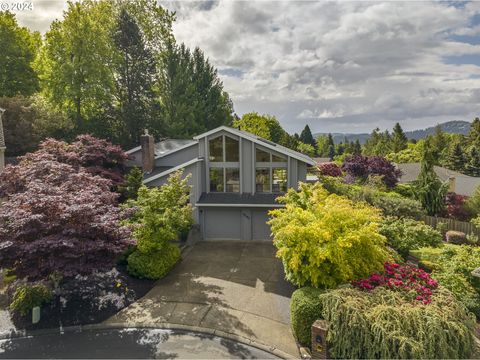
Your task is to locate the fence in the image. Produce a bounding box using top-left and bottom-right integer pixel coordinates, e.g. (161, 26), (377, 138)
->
(422, 215), (480, 236)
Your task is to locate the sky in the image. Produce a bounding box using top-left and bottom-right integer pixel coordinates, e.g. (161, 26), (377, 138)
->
(12, 0), (480, 134)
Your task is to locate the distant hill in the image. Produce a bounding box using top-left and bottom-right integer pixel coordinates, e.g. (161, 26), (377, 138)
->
(313, 120), (471, 144)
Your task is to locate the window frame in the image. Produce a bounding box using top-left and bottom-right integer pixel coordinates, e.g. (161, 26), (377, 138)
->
(254, 145), (288, 193)
(207, 134), (241, 193)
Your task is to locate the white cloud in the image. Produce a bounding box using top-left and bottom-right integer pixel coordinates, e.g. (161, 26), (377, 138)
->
(14, 0), (480, 134)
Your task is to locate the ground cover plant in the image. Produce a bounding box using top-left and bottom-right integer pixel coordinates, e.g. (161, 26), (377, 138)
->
(269, 182), (389, 288)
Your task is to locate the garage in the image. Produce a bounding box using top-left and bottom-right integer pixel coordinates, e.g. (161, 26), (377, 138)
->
(201, 207), (272, 241)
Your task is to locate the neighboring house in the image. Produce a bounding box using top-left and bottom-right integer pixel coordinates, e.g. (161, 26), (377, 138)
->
(127, 126), (315, 241)
(397, 162), (480, 196)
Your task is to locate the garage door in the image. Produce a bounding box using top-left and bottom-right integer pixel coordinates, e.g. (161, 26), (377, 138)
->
(203, 208), (241, 240)
(252, 209), (272, 241)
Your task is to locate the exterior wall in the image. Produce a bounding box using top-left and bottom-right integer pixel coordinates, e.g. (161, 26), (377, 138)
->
(126, 149), (142, 167)
(154, 144), (198, 168)
(297, 162), (307, 184)
(241, 138), (254, 193)
(288, 157), (299, 189)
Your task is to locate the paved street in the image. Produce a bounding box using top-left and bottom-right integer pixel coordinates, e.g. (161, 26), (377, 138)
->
(106, 241), (298, 357)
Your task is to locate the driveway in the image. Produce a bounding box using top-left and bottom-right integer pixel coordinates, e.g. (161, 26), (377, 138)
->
(105, 241), (298, 357)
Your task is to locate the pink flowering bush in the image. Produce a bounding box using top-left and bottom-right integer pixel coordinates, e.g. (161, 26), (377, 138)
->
(317, 162), (343, 177)
(352, 262), (438, 304)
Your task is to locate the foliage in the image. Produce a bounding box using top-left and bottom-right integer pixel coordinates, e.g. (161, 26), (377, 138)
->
(111, 8), (157, 148)
(233, 112), (289, 146)
(296, 142), (315, 156)
(391, 122), (408, 153)
(159, 41), (234, 139)
(9, 282), (53, 316)
(0, 155), (134, 281)
(319, 286), (475, 359)
(127, 244), (180, 280)
(0, 11), (39, 97)
(317, 162), (342, 177)
(119, 167), (144, 201)
(320, 176), (424, 219)
(386, 142), (422, 163)
(446, 230), (467, 244)
(290, 287), (325, 346)
(445, 140), (465, 172)
(466, 185), (480, 217)
(123, 171), (192, 279)
(464, 146), (480, 177)
(443, 192), (472, 221)
(352, 262), (438, 304)
(411, 244), (480, 317)
(414, 148), (448, 216)
(299, 125), (316, 152)
(268, 183), (389, 288)
(363, 128), (392, 156)
(342, 155), (401, 188)
(379, 217), (442, 258)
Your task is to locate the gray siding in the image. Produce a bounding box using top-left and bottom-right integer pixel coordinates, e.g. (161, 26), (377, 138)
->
(126, 150), (142, 167)
(289, 157), (298, 189)
(241, 138), (253, 193)
(297, 162), (307, 184)
(251, 209), (272, 240)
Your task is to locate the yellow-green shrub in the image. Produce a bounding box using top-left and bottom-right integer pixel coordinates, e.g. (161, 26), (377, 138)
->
(10, 283), (53, 316)
(269, 183), (389, 288)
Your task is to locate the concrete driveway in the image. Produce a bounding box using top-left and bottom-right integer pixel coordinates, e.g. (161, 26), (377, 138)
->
(105, 241), (298, 357)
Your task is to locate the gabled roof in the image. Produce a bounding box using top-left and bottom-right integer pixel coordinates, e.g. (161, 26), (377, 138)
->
(193, 126), (316, 166)
(143, 157), (203, 184)
(127, 139), (197, 159)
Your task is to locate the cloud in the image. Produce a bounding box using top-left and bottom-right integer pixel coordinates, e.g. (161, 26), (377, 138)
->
(13, 0), (480, 134)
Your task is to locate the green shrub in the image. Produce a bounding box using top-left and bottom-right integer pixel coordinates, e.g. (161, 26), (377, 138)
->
(290, 287), (325, 346)
(319, 287), (475, 359)
(127, 244), (180, 280)
(379, 217), (442, 258)
(119, 166), (144, 201)
(446, 230), (467, 244)
(269, 183), (389, 288)
(9, 283), (53, 316)
(411, 244), (480, 317)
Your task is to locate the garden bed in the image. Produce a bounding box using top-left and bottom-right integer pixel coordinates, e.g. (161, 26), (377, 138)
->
(6, 265), (155, 331)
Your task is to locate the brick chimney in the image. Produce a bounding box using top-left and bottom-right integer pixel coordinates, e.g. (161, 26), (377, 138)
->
(0, 108), (5, 173)
(449, 176), (456, 193)
(141, 129), (155, 174)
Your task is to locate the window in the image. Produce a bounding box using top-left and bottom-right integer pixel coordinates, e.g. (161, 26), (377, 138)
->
(225, 137), (239, 162)
(208, 135), (240, 193)
(256, 148), (270, 162)
(226, 168), (240, 192)
(209, 168), (224, 192)
(273, 168), (287, 193)
(256, 168), (270, 193)
(209, 136), (223, 162)
(272, 153), (287, 163)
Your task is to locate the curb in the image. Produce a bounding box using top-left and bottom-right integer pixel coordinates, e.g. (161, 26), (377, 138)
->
(0, 322), (295, 360)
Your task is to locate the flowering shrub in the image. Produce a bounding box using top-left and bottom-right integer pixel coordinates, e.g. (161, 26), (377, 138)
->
(317, 162), (342, 177)
(353, 263), (438, 304)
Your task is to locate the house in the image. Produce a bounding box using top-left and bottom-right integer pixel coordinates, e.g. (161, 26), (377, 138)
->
(127, 126), (315, 241)
(397, 162), (480, 196)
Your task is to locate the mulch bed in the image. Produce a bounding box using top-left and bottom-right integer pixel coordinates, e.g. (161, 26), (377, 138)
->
(9, 265), (155, 331)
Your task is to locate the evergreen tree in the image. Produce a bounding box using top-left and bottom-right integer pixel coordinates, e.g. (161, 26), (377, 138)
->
(429, 125), (447, 161)
(328, 145), (335, 161)
(112, 8), (157, 148)
(326, 133), (334, 151)
(335, 142), (345, 156)
(414, 148), (448, 216)
(299, 125), (316, 152)
(445, 141), (465, 172)
(468, 117), (480, 148)
(315, 135), (329, 157)
(353, 139), (362, 155)
(465, 146), (480, 177)
(391, 122), (408, 153)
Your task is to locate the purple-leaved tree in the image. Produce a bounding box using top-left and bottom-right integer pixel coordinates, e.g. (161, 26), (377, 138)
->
(342, 155), (402, 188)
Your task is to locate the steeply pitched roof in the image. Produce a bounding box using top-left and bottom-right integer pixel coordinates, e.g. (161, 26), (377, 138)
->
(193, 126), (316, 166)
(126, 139), (197, 159)
(0, 108), (5, 149)
(196, 192), (285, 207)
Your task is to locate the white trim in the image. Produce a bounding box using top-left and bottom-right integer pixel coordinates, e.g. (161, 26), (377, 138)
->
(194, 126), (316, 166)
(126, 146), (141, 154)
(195, 203), (285, 208)
(143, 158), (204, 184)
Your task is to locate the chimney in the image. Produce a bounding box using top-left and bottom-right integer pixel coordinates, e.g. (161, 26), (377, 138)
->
(0, 108), (5, 173)
(449, 176), (456, 193)
(141, 129), (155, 174)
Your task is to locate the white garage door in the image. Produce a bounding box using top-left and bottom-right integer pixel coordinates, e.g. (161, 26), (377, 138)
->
(252, 209), (272, 241)
(203, 208), (241, 240)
